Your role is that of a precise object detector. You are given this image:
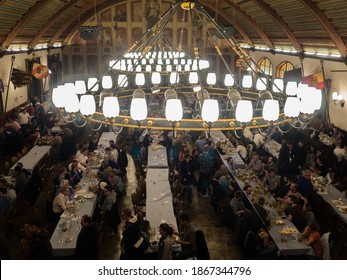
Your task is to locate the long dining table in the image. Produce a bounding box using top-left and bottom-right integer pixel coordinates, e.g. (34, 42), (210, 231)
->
(97, 131), (119, 147)
(144, 166), (180, 253)
(147, 144), (168, 168)
(9, 145), (51, 174)
(211, 130), (314, 257)
(49, 174), (99, 257)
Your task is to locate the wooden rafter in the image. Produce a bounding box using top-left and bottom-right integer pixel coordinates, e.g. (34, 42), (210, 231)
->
(252, 0), (302, 53)
(299, 0), (347, 58)
(1, 0), (51, 49)
(222, 0), (273, 49)
(29, 0), (80, 49)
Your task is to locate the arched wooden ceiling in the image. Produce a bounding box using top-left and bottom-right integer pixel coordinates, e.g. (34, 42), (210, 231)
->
(0, 0), (347, 62)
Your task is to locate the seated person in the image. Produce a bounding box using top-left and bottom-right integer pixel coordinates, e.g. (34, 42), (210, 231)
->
(261, 168), (280, 194)
(217, 170), (234, 198)
(287, 195), (306, 232)
(230, 190), (249, 217)
(247, 152), (263, 177)
(276, 182), (308, 211)
(299, 221), (323, 259)
(175, 213), (196, 260)
(52, 185), (70, 220)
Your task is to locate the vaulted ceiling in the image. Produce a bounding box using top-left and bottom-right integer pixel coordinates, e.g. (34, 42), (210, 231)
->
(1, 0), (347, 62)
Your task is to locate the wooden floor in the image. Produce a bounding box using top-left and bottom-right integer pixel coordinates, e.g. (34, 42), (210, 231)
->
(99, 152), (244, 260)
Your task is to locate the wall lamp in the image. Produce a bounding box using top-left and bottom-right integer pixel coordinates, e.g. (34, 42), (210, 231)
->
(332, 91), (345, 107)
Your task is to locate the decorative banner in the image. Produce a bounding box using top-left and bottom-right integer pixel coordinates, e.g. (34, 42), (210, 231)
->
(236, 57), (251, 71)
(302, 71), (324, 89)
(283, 68), (302, 83)
(32, 63), (49, 79)
(11, 68), (31, 88)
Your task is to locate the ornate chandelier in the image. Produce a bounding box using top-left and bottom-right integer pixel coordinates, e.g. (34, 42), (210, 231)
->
(51, 0), (322, 135)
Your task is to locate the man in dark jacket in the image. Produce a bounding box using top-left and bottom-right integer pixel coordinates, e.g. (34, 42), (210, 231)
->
(75, 215), (99, 259)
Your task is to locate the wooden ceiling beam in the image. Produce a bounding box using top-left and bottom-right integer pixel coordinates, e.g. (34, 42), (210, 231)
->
(222, 0), (273, 49)
(252, 0), (303, 53)
(29, 0), (80, 49)
(1, 0), (51, 49)
(299, 0), (346, 58)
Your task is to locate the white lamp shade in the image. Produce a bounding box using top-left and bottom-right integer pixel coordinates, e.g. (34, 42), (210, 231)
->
(337, 94), (343, 101)
(206, 73), (216, 86)
(52, 85), (65, 108)
(284, 97), (300, 117)
(235, 100), (253, 122)
(145, 65), (152, 72)
(262, 99), (279, 121)
(135, 73), (145, 86)
(79, 94), (96, 115)
(156, 65), (162, 72)
(65, 93), (80, 113)
(202, 99), (219, 122)
(256, 77), (267, 90)
(297, 83), (309, 99)
(224, 74), (235, 87)
(272, 78), (284, 93)
(286, 81), (298, 96)
(87, 77), (99, 91)
(170, 72), (179, 84)
(166, 65), (173, 72)
(165, 99), (183, 122)
(332, 91), (338, 100)
(242, 75), (253, 88)
(117, 74), (128, 88)
(102, 75), (113, 89)
(75, 80), (86, 94)
(189, 72), (199, 84)
(103, 96), (119, 118)
(184, 64), (190, 71)
(300, 94), (315, 114)
(151, 72), (161, 85)
(130, 98), (147, 121)
(135, 65), (141, 72)
(311, 88), (322, 110)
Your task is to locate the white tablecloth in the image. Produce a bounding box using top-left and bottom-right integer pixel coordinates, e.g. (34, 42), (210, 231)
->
(264, 139), (281, 159)
(10, 145), (51, 174)
(50, 175), (98, 257)
(147, 145), (168, 168)
(145, 168), (180, 252)
(97, 132), (119, 147)
(232, 172), (313, 257)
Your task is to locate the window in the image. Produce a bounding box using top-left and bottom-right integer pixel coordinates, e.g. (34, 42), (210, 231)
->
(257, 57), (273, 76)
(276, 61), (294, 78)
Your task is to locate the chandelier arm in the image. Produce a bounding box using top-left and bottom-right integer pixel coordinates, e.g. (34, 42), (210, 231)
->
(225, 100), (233, 111)
(61, 112), (77, 123)
(277, 122), (292, 134)
(234, 128), (243, 139)
(73, 118), (88, 128)
(291, 118), (306, 129)
(111, 123), (124, 134)
(298, 114), (314, 125)
(87, 119), (103, 131)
